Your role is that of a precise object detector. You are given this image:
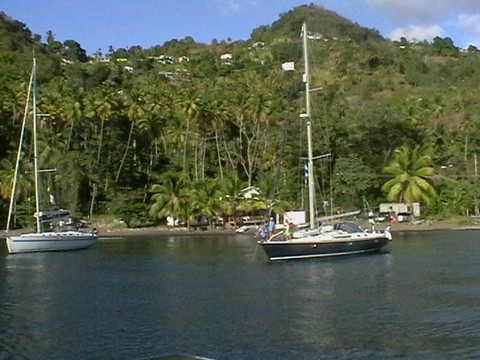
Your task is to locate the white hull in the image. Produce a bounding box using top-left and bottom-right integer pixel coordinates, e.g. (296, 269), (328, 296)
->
(6, 231), (97, 254)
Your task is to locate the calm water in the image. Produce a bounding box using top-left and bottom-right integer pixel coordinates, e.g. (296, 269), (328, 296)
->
(0, 230), (479, 359)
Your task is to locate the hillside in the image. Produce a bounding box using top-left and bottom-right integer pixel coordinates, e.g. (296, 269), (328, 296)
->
(252, 4), (383, 42)
(1, 4), (480, 228)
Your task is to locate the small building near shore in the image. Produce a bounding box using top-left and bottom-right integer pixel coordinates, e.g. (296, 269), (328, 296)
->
(379, 202), (421, 219)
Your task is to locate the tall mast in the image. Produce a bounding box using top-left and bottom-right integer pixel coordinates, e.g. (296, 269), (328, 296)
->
(32, 58), (41, 233)
(6, 60), (35, 232)
(302, 23), (316, 230)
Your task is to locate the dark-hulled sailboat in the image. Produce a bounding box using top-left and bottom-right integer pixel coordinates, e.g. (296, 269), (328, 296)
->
(257, 23), (392, 261)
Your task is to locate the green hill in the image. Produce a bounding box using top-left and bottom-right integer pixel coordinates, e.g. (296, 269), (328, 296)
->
(252, 4), (383, 43)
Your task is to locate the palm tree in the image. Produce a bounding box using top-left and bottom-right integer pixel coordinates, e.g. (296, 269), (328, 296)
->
(149, 172), (190, 226)
(381, 145), (437, 205)
(37, 78), (86, 154)
(84, 86), (116, 168)
(138, 90), (169, 157)
(136, 96), (169, 202)
(63, 98), (83, 153)
(458, 114), (477, 166)
(218, 171), (245, 227)
(115, 89), (145, 182)
(207, 99), (229, 179)
(191, 178), (223, 228)
(0, 153), (35, 230)
(177, 93), (205, 176)
(0, 157), (33, 201)
(84, 86), (117, 217)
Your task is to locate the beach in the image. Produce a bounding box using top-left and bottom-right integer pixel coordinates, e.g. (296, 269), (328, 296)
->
(93, 218), (480, 238)
(2, 218), (480, 240)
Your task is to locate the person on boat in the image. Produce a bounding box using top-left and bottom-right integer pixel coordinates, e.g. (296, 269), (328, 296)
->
(267, 217), (276, 237)
(256, 224), (267, 241)
(388, 206), (397, 226)
(49, 193), (56, 208)
(283, 222), (293, 240)
(368, 210), (376, 231)
(389, 215), (397, 226)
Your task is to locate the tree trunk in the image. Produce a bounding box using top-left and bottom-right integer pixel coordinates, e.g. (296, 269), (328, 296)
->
(215, 130), (223, 179)
(115, 120), (134, 183)
(183, 118), (189, 175)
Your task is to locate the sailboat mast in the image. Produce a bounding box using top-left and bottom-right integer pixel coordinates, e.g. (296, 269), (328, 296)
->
(32, 58), (42, 233)
(6, 61), (35, 232)
(302, 23), (316, 230)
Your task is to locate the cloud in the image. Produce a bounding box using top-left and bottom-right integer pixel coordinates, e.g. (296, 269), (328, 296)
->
(453, 0), (480, 13)
(364, 0), (480, 46)
(363, 0), (445, 21)
(364, 0), (480, 21)
(457, 14), (480, 34)
(388, 24), (446, 42)
(456, 13), (480, 47)
(210, 0), (261, 15)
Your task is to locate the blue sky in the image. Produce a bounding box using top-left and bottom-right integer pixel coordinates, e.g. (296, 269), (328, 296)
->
(2, 0), (480, 54)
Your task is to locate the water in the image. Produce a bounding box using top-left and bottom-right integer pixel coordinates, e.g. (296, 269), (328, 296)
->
(1, 230), (479, 359)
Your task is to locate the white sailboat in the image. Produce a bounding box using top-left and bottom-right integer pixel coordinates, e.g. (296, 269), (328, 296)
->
(5, 58), (97, 254)
(258, 23), (392, 261)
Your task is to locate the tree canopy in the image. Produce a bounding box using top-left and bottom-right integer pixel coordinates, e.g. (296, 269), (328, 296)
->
(1, 5), (480, 227)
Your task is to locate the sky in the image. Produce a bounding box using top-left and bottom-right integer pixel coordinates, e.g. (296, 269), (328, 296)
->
(2, 0), (480, 55)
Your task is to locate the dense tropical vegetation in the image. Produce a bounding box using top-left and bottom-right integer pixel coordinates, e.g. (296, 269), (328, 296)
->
(1, 4), (480, 229)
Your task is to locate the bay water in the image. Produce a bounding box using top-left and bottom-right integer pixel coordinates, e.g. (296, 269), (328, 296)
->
(1, 230), (479, 359)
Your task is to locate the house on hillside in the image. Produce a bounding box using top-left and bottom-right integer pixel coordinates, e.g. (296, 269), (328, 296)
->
(159, 55), (173, 65)
(220, 53), (233, 65)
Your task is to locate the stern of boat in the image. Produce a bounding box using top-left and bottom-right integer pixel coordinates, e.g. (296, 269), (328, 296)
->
(384, 226), (392, 240)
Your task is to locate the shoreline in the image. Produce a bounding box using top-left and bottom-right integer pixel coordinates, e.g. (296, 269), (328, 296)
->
(95, 219), (480, 238)
(3, 220), (480, 240)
